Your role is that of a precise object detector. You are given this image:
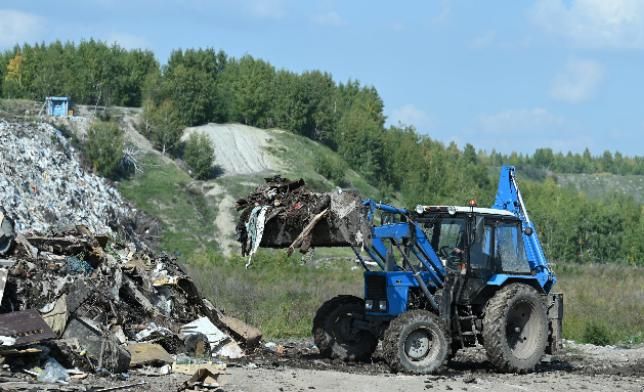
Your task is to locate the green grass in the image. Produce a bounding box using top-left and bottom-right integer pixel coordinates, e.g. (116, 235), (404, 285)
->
(554, 263), (643, 345)
(189, 254), (643, 344)
(118, 153), (217, 258)
(187, 249), (363, 338)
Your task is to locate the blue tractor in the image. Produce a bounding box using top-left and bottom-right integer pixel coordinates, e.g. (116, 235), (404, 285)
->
(311, 166), (563, 373)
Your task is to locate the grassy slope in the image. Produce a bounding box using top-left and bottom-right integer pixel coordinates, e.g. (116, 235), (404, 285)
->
(491, 165), (644, 203)
(118, 125), (379, 261)
(267, 129), (379, 197)
(556, 173), (644, 203)
(118, 153), (218, 257)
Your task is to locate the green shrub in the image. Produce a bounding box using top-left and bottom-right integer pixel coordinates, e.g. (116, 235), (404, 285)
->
(315, 154), (347, 185)
(183, 132), (215, 180)
(583, 321), (612, 346)
(84, 121), (124, 179)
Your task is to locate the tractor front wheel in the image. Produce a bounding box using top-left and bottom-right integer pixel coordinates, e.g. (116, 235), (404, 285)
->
(312, 295), (377, 361)
(382, 310), (449, 374)
(482, 283), (548, 373)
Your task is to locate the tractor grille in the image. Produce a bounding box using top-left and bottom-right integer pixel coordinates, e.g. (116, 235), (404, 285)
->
(365, 275), (387, 299)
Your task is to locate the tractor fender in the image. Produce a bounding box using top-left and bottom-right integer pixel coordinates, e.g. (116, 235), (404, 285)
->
(486, 274), (546, 294)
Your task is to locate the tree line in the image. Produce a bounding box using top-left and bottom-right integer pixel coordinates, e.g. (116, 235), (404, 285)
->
(1, 41), (642, 264)
(0, 40), (157, 107)
(484, 148), (644, 176)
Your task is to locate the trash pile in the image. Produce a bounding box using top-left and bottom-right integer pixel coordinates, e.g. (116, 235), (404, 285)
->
(0, 120), (131, 236)
(0, 220), (261, 390)
(236, 176), (370, 261)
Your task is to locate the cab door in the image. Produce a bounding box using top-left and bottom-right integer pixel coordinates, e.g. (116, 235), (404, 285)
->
(461, 216), (495, 302)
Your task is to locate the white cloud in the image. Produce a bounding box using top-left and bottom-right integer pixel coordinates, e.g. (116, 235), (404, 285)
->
(246, 0), (285, 20)
(106, 32), (149, 50)
(478, 107), (566, 134)
(0, 9), (45, 48)
(390, 21), (405, 32)
(550, 58), (603, 103)
(313, 11), (346, 27)
(471, 108), (594, 152)
(432, 0), (451, 24)
(470, 31), (496, 49)
(389, 104), (433, 131)
(531, 0), (644, 48)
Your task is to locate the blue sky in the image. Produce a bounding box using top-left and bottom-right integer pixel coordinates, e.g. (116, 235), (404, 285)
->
(1, 0), (643, 155)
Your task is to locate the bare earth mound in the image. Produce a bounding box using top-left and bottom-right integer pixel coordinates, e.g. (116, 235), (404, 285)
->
(182, 123), (282, 176)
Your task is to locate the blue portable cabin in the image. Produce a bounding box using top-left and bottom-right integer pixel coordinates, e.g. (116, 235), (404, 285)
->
(45, 96), (71, 117)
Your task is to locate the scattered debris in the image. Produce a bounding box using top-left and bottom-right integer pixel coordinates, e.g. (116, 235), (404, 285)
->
(218, 314), (262, 348)
(40, 294), (69, 337)
(127, 343), (173, 368)
(173, 361), (227, 376)
(62, 317), (131, 373)
(0, 209), (15, 256)
(180, 317), (244, 359)
(0, 221), (258, 385)
(181, 367), (225, 391)
(0, 309), (56, 347)
(94, 380), (146, 392)
(36, 357), (70, 384)
(0, 268), (7, 304)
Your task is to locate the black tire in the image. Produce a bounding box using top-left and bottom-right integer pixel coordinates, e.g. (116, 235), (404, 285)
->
(312, 295), (377, 361)
(482, 283), (548, 373)
(382, 310), (449, 374)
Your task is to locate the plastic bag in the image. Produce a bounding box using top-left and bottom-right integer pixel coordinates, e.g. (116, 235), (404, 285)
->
(37, 357), (70, 384)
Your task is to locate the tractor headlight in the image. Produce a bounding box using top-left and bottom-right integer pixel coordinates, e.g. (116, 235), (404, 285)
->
(378, 300), (387, 311)
(365, 300), (374, 310)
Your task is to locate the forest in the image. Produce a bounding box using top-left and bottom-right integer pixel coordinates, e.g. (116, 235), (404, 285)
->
(2, 40), (643, 265)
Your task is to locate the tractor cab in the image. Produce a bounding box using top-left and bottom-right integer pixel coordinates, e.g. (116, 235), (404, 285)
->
(412, 205), (533, 305)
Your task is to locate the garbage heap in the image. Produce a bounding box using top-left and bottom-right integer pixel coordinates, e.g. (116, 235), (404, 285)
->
(0, 222), (261, 380)
(236, 176), (370, 259)
(0, 120), (132, 237)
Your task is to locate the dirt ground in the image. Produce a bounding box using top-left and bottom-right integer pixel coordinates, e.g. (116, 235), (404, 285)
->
(216, 340), (643, 392)
(37, 339), (639, 392)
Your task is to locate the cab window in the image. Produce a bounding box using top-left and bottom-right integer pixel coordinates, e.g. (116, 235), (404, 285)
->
(494, 223), (530, 273)
(423, 218), (466, 266)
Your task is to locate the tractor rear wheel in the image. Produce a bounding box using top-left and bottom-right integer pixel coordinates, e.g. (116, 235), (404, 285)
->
(382, 310), (449, 374)
(312, 295), (377, 361)
(482, 283), (548, 373)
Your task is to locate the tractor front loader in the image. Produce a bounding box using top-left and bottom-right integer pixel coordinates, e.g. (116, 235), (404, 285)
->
(245, 166), (563, 374)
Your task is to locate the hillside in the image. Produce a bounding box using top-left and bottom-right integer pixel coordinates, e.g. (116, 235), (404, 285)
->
(556, 173), (644, 203)
(118, 115), (379, 258)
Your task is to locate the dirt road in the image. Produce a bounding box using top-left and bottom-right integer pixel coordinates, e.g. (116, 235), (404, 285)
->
(216, 340), (644, 392)
(222, 366), (643, 392)
(11, 341), (639, 391)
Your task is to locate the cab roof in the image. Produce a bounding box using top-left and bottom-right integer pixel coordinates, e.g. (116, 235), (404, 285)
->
(414, 205), (517, 218)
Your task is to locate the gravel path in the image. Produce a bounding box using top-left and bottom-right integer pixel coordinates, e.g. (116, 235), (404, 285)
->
(222, 366), (644, 392)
